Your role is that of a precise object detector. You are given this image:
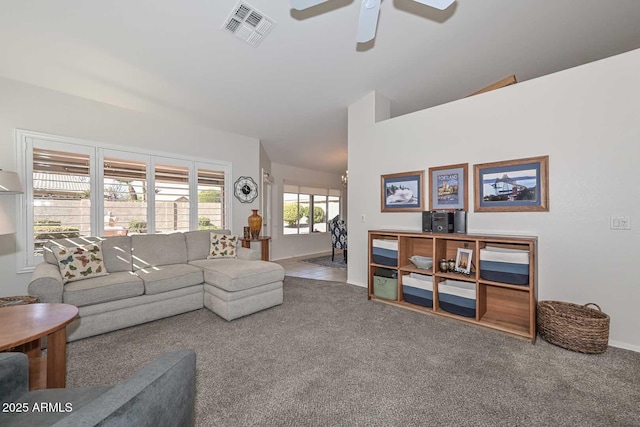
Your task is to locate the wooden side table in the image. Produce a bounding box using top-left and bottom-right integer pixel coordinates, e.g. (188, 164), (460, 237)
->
(239, 236), (271, 261)
(0, 303), (78, 390)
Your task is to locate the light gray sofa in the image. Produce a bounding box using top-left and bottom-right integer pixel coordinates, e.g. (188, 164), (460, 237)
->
(0, 350), (196, 427)
(28, 230), (284, 342)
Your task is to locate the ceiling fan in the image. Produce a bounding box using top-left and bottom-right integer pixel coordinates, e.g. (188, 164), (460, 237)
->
(290, 0), (455, 43)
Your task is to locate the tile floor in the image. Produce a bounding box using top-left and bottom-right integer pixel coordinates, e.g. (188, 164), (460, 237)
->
(274, 253), (347, 282)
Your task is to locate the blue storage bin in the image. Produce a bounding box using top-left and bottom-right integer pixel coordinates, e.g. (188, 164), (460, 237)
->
(402, 275), (433, 308)
(480, 246), (529, 285)
(372, 239), (398, 267)
(372, 247), (397, 266)
(438, 280), (476, 318)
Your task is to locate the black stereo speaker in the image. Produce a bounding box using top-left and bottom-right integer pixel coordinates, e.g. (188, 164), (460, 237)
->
(454, 210), (467, 234)
(432, 212), (454, 233)
(422, 211), (433, 232)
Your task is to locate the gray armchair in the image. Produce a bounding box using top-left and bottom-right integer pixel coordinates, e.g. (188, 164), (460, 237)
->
(0, 350), (196, 427)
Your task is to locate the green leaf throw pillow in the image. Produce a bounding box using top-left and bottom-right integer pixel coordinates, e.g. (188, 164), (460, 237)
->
(52, 241), (109, 283)
(208, 233), (238, 259)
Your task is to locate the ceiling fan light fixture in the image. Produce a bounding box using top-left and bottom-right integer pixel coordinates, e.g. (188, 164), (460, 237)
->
(413, 0), (455, 10)
(356, 0), (381, 43)
(290, 0), (329, 11)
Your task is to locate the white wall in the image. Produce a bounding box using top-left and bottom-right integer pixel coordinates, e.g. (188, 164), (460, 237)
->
(270, 162), (346, 260)
(347, 49), (640, 350)
(0, 77), (262, 297)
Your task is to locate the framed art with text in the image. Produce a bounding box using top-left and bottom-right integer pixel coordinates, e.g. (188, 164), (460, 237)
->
(381, 170), (424, 212)
(474, 155), (549, 212)
(429, 163), (468, 211)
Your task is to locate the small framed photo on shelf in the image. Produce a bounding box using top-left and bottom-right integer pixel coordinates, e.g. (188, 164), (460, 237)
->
(381, 170), (425, 212)
(455, 248), (473, 274)
(429, 163), (468, 211)
(474, 155), (549, 212)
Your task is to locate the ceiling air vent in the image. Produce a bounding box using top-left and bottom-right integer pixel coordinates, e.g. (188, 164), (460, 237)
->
(222, 1), (275, 47)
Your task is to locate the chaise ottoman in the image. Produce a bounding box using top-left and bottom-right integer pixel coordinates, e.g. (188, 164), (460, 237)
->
(190, 258), (284, 320)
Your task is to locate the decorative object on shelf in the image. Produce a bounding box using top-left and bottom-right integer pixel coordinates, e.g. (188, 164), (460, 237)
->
(474, 155), (549, 212)
(448, 259), (456, 272)
(455, 248), (473, 274)
(537, 301), (610, 354)
(381, 170), (424, 212)
(341, 170), (348, 187)
(234, 176), (258, 203)
(429, 163), (468, 211)
(243, 226), (251, 239)
(248, 209), (262, 239)
(439, 259), (449, 273)
(408, 255), (433, 270)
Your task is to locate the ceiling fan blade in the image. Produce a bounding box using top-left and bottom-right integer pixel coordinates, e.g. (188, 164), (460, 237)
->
(290, 0), (331, 11)
(356, 0), (381, 43)
(412, 0), (455, 10)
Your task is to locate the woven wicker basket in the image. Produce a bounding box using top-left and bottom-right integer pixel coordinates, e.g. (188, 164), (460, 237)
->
(0, 295), (40, 308)
(537, 300), (610, 354)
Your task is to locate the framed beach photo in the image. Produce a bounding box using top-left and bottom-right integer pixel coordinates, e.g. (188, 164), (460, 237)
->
(381, 171), (424, 212)
(474, 156), (549, 212)
(429, 163), (468, 211)
(455, 248), (473, 274)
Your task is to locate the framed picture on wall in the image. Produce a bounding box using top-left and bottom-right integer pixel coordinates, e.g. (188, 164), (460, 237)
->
(381, 170), (425, 212)
(429, 163), (468, 211)
(474, 155), (549, 212)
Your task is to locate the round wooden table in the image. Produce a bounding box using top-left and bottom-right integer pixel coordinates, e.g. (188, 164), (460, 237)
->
(0, 303), (78, 390)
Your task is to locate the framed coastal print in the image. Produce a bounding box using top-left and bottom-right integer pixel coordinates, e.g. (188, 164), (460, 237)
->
(474, 155), (549, 212)
(429, 163), (468, 211)
(381, 171), (424, 212)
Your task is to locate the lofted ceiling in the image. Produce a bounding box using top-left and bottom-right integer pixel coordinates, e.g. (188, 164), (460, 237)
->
(1, 1), (639, 174)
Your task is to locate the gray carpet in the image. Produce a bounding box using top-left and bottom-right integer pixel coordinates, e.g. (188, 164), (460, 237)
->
(66, 277), (640, 427)
(301, 254), (347, 269)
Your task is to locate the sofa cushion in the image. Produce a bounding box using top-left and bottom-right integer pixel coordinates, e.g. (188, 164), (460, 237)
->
(190, 259), (284, 292)
(208, 233), (239, 259)
(52, 242), (109, 284)
(131, 233), (188, 271)
(44, 236), (133, 273)
(184, 229), (231, 262)
(63, 271), (144, 307)
(135, 264), (204, 295)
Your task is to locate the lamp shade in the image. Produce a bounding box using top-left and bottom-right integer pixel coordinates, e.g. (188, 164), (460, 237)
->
(0, 170), (23, 194)
(0, 205), (16, 235)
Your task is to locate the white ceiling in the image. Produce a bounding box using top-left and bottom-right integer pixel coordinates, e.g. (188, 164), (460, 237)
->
(1, 1), (639, 174)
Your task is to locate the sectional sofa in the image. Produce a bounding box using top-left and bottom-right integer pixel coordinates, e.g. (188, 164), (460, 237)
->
(28, 230), (284, 342)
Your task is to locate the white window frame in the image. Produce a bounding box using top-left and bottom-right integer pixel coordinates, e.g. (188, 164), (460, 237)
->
(15, 129), (231, 273)
(282, 184), (341, 236)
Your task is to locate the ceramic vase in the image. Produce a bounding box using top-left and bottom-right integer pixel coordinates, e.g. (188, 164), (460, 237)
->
(248, 209), (262, 239)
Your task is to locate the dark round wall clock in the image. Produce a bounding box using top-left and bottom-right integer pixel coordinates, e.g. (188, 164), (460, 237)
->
(233, 176), (258, 203)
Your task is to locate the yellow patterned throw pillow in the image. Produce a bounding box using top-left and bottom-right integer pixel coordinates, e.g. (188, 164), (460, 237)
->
(52, 241), (109, 283)
(208, 233), (239, 259)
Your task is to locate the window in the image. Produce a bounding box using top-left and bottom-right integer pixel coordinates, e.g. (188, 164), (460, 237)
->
(32, 147), (93, 256)
(17, 131), (230, 271)
(197, 168), (225, 231)
(283, 184), (341, 235)
(154, 162), (190, 234)
(103, 155), (148, 236)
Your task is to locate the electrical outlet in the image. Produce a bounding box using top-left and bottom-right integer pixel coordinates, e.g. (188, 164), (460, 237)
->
(360, 215), (365, 222)
(610, 216), (631, 230)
